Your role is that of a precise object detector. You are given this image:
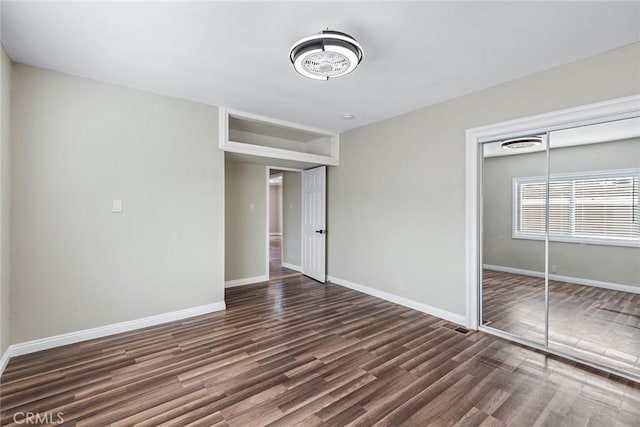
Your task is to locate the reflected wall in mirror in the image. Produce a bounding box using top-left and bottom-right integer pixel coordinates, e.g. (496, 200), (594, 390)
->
(548, 117), (640, 377)
(481, 136), (547, 344)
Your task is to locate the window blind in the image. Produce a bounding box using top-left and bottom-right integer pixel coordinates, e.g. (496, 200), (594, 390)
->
(514, 171), (640, 244)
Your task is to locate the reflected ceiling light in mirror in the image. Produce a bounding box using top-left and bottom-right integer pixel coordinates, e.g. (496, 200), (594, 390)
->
(501, 136), (543, 150)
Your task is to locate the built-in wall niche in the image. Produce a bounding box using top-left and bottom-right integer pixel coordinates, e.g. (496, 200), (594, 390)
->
(218, 108), (339, 166)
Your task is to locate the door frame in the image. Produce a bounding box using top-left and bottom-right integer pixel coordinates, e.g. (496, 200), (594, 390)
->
(266, 166), (303, 278)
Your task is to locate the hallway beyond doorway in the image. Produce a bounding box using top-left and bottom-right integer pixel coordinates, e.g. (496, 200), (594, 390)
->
(269, 235), (300, 281)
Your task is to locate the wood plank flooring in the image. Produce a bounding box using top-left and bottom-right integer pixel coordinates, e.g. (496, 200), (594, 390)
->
(1, 275), (639, 426)
(482, 269), (640, 377)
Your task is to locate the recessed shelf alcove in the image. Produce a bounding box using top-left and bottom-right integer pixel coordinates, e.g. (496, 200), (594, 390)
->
(218, 108), (339, 166)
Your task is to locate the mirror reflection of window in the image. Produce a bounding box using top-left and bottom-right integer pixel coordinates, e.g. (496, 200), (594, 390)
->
(548, 117), (640, 377)
(480, 115), (640, 378)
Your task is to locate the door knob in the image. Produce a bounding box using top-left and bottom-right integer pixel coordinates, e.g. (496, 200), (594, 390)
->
(315, 229), (327, 234)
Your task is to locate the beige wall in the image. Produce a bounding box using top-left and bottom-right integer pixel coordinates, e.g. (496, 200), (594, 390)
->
(11, 65), (225, 343)
(329, 42), (640, 316)
(269, 184), (282, 234)
(0, 46), (11, 354)
(225, 160), (266, 282)
(282, 171), (301, 267)
(483, 139), (640, 286)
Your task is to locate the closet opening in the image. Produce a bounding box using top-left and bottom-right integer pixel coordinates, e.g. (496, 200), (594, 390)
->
(466, 95), (640, 382)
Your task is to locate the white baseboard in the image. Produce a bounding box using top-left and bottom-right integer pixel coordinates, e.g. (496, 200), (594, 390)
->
(281, 262), (302, 272)
(483, 264), (640, 294)
(327, 275), (466, 326)
(1, 301), (226, 374)
(225, 275), (269, 288)
(0, 347), (10, 375)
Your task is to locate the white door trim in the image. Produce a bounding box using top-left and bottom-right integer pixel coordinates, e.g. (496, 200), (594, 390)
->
(465, 94), (640, 330)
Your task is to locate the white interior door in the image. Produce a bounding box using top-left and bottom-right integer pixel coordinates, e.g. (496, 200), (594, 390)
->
(302, 166), (326, 283)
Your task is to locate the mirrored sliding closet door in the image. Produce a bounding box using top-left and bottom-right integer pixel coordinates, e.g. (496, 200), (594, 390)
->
(548, 118), (640, 377)
(480, 115), (640, 379)
(481, 135), (548, 345)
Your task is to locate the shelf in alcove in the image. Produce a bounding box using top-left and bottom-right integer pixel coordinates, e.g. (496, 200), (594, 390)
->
(218, 107), (339, 166)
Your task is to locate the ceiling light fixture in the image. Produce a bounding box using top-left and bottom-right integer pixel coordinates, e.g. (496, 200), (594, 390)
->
(501, 136), (543, 150)
(290, 30), (364, 80)
(342, 113), (355, 120)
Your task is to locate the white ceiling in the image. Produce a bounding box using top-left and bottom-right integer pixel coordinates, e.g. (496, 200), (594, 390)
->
(2, 1), (639, 133)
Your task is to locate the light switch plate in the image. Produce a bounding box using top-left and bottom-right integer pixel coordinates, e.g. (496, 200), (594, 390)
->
(112, 199), (123, 213)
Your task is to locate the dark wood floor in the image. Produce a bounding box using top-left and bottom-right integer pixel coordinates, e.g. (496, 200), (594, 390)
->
(482, 269), (640, 378)
(1, 276), (640, 426)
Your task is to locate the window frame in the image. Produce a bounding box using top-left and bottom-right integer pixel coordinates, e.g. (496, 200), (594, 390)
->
(512, 168), (640, 248)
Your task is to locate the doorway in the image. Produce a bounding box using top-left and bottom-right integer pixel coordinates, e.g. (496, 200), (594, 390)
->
(267, 167), (302, 281)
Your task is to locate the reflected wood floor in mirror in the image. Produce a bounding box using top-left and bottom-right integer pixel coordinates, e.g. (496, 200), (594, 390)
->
(2, 275), (639, 426)
(483, 269), (640, 378)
